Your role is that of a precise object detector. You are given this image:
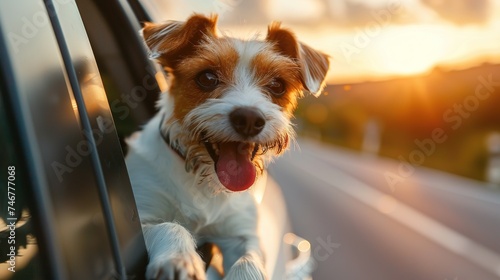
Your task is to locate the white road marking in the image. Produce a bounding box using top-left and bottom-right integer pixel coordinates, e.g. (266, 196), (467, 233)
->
(286, 158), (500, 278)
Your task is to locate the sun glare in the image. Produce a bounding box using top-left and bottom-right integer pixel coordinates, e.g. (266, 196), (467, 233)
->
(369, 25), (451, 76)
(265, 0), (325, 21)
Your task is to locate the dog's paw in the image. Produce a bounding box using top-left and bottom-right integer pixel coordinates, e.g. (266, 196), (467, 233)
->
(146, 251), (206, 280)
(224, 252), (267, 280)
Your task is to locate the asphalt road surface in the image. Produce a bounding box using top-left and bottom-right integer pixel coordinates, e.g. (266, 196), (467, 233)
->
(270, 139), (500, 280)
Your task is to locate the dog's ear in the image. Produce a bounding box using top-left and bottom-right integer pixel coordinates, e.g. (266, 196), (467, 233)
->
(141, 14), (218, 69)
(266, 22), (330, 97)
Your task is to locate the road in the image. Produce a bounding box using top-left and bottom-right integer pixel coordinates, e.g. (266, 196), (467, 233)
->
(269, 139), (500, 280)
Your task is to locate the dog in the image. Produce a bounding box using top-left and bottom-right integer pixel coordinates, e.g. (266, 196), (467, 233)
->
(125, 14), (329, 280)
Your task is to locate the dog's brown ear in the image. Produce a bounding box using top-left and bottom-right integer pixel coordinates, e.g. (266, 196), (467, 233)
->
(141, 14), (218, 69)
(266, 22), (329, 97)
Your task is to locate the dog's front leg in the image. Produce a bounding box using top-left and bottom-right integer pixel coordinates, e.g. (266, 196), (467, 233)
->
(217, 236), (267, 280)
(142, 222), (206, 280)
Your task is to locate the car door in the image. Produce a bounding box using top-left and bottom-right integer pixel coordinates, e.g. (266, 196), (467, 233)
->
(0, 1), (147, 279)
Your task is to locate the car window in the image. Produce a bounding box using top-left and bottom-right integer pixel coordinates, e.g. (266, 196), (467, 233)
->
(76, 0), (167, 151)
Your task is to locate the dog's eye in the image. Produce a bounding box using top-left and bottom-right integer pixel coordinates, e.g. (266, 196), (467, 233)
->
(196, 70), (219, 91)
(266, 79), (286, 96)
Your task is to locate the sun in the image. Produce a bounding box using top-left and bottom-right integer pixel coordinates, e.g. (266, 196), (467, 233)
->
(369, 24), (451, 76)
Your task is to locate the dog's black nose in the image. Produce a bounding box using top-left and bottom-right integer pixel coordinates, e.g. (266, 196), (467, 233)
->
(229, 107), (266, 138)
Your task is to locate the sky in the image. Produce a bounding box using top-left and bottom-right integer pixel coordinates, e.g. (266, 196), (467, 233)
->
(141, 0), (500, 84)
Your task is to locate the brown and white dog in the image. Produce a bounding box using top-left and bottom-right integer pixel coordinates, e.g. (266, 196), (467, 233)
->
(125, 14), (329, 280)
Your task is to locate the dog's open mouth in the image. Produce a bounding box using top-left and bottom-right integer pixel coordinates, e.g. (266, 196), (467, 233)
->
(202, 140), (260, 192)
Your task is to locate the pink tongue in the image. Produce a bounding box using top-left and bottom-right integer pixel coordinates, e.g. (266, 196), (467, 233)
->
(216, 142), (256, 192)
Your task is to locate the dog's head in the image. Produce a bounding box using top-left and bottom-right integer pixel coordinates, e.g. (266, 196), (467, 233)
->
(142, 14), (329, 193)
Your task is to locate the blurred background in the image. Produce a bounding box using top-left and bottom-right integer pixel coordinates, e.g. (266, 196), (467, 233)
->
(137, 0), (500, 279)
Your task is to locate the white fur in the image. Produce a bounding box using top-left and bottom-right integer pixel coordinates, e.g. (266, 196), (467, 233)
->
(126, 112), (267, 279)
(183, 82), (290, 146)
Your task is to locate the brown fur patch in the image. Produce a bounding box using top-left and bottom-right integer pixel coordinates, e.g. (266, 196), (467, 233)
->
(266, 21), (330, 96)
(266, 22), (299, 59)
(250, 48), (304, 116)
(142, 14), (218, 69)
(169, 38), (240, 121)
